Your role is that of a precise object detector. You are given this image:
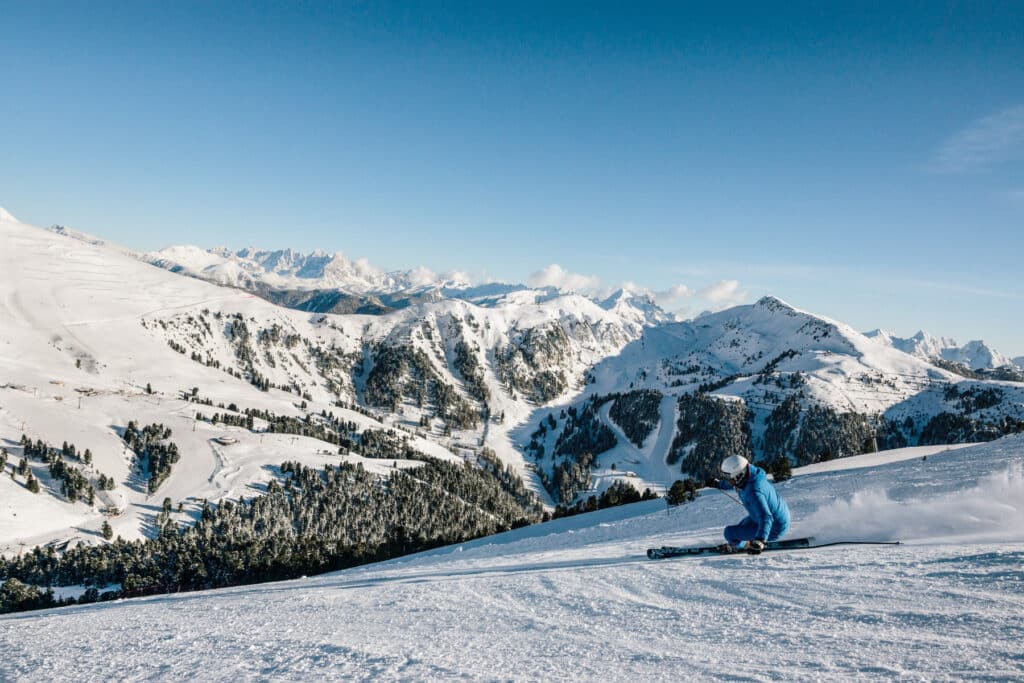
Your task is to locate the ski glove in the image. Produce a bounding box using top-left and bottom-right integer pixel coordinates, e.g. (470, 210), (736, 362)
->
(747, 539), (766, 555)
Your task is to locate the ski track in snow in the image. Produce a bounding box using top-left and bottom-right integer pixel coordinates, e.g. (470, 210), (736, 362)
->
(2, 437), (1024, 681)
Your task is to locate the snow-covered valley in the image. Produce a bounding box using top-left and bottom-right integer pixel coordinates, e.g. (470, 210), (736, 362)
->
(2, 437), (1022, 680)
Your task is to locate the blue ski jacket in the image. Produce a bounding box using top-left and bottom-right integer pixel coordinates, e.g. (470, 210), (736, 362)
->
(720, 464), (790, 541)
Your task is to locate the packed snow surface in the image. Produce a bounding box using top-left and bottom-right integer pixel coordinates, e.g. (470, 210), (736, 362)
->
(2, 436), (1023, 681)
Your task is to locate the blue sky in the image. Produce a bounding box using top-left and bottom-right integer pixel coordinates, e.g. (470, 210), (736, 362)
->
(2, 2), (1022, 355)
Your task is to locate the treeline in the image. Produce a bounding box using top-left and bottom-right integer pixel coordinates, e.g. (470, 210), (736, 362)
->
(364, 345), (481, 430)
(551, 480), (658, 520)
(664, 383), (1024, 482)
(358, 428), (420, 459)
(943, 385), (1005, 414)
(668, 393), (753, 480)
(762, 397), (882, 466)
(496, 324), (570, 404)
(453, 340), (490, 403)
(477, 447), (542, 514)
(607, 389), (663, 447)
(17, 436), (109, 502)
(919, 412), (1024, 444)
(197, 400), (469, 460)
(553, 399), (616, 460)
(527, 391), (663, 504)
(122, 422), (179, 493)
(540, 397), (618, 503)
(0, 456), (542, 614)
(0, 579), (74, 614)
(196, 409), (254, 430)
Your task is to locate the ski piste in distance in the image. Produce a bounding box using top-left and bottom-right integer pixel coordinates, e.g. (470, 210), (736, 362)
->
(646, 537), (902, 560)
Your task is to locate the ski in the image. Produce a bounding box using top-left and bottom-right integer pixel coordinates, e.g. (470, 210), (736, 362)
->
(646, 536), (813, 560)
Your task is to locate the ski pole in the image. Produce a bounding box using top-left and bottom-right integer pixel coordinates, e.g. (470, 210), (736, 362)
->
(716, 487), (744, 508)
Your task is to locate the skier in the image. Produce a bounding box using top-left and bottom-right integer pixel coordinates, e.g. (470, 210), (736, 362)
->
(717, 455), (790, 554)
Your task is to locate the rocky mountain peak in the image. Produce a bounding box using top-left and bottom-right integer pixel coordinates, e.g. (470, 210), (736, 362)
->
(753, 295), (796, 314)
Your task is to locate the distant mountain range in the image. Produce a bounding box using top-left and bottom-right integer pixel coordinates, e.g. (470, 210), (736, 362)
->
(864, 329), (1016, 371)
(145, 241), (1022, 371)
(142, 243), (672, 328)
(1, 208), (1022, 558)
(136, 232), (1024, 495)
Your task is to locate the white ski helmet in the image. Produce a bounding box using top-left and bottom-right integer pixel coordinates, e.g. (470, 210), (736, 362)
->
(720, 455), (749, 477)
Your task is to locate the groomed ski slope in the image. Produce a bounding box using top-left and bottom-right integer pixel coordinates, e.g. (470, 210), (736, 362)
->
(2, 437), (1023, 681)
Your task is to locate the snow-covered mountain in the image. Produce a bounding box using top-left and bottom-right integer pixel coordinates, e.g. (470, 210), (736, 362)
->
(145, 243), (465, 294)
(598, 285), (674, 327)
(0, 209), (648, 556)
(518, 297), (1024, 503)
(3, 210), (465, 555)
(3, 437), (1022, 679)
(865, 328), (1015, 371)
(143, 243), (671, 328)
(3, 208), (1024, 561)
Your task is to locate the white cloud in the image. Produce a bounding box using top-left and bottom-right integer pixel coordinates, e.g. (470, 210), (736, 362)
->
(698, 279), (747, 309)
(521, 264), (749, 316)
(352, 257), (383, 279)
(440, 270), (474, 286)
(652, 283), (696, 307)
(527, 264), (601, 292)
(594, 280), (650, 301)
(406, 266), (438, 287)
(456, 269), (500, 286)
(932, 105), (1024, 174)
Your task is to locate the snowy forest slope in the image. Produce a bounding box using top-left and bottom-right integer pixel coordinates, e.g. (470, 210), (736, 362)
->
(0, 211), (639, 555)
(517, 298), (1024, 505)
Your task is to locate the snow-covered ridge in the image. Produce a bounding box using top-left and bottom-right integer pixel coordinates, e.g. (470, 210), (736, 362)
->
(146, 243), (468, 294)
(865, 328), (1015, 371)
(142, 242), (672, 327)
(1, 212), (654, 553)
(525, 293), (1024, 500)
(592, 294), (939, 401)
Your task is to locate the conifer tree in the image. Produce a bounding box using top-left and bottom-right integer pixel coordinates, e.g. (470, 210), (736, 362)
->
(666, 479), (698, 506)
(768, 454), (793, 482)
